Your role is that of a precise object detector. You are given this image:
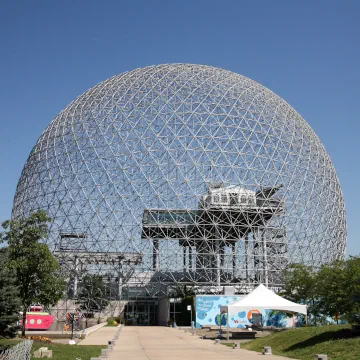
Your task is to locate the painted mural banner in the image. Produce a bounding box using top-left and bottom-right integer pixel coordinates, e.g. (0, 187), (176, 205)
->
(195, 295), (300, 329)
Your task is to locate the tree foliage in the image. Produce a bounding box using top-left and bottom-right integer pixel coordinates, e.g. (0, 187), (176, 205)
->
(0, 248), (21, 338)
(283, 257), (360, 325)
(1, 210), (65, 336)
(282, 264), (323, 325)
(340, 256), (360, 324)
(76, 274), (109, 317)
(316, 260), (349, 323)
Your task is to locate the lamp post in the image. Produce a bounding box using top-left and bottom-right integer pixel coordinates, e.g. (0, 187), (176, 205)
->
(187, 305), (193, 329)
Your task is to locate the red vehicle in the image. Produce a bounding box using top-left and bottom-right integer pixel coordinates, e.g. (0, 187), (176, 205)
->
(19, 305), (54, 330)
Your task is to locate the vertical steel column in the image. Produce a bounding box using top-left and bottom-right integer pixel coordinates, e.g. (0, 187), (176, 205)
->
(214, 224), (221, 286)
(220, 245), (224, 267)
(191, 246), (196, 271)
(183, 246), (187, 271)
(188, 246), (191, 271)
(245, 233), (249, 282)
(253, 228), (261, 282)
(73, 256), (78, 297)
(196, 241), (204, 272)
(232, 243), (236, 277)
(216, 240), (221, 286)
(118, 261), (123, 300)
(153, 239), (159, 271)
(262, 229), (268, 287)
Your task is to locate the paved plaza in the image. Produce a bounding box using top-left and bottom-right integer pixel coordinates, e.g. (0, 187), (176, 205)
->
(79, 326), (296, 360)
(78, 326), (119, 346)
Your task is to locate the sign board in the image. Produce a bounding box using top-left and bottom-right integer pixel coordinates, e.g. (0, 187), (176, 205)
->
(195, 295), (303, 329)
(220, 306), (228, 314)
(187, 305), (192, 311)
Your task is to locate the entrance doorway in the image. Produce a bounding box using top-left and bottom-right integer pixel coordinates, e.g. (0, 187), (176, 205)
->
(169, 298), (182, 325)
(124, 302), (157, 325)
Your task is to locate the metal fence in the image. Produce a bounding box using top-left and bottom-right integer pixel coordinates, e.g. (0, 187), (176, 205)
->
(0, 340), (33, 360)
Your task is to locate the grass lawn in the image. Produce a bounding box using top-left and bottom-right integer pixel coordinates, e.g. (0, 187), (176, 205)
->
(224, 325), (360, 360)
(0, 338), (105, 360)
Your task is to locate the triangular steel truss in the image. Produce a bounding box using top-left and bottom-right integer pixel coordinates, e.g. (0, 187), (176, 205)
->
(12, 64), (346, 311)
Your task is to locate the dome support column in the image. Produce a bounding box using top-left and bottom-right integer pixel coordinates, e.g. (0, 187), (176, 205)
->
(73, 256), (79, 297)
(245, 234), (249, 283)
(153, 239), (159, 272)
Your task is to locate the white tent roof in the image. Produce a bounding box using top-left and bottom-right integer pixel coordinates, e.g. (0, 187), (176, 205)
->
(225, 284), (307, 315)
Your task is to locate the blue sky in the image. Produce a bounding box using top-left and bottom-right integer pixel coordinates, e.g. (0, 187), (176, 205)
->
(0, 0), (359, 255)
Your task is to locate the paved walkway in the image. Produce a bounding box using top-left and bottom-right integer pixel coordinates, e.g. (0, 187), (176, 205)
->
(78, 326), (118, 345)
(86, 326), (296, 360)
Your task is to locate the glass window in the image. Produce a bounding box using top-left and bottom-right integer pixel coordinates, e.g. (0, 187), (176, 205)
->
(213, 195), (220, 203)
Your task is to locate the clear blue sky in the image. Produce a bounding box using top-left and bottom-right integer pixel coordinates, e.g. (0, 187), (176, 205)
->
(0, 0), (359, 255)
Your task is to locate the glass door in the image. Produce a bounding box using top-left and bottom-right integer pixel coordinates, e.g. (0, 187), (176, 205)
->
(124, 302), (156, 325)
(136, 304), (148, 325)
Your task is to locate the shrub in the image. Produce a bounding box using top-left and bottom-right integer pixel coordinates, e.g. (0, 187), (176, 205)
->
(106, 318), (118, 326)
(113, 316), (124, 325)
(24, 335), (52, 343)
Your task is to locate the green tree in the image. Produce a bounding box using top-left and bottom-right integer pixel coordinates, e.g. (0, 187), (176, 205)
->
(282, 264), (323, 325)
(1, 210), (65, 336)
(76, 274), (109, 326)
(0, 248), (21, 338)
(343, 256), (360, 324)
(317, 260), (349, 323)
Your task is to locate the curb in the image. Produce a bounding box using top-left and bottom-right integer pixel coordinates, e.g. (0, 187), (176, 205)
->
(80, 322), (107, 339)
(90, 325), (123, 360)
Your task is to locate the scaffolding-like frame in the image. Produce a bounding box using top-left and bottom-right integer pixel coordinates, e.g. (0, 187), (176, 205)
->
(12, 64), (346, 316)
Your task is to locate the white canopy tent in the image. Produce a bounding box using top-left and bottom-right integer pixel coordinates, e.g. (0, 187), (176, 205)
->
(224, 284), (307, 316)
(220, 284), (307, 339)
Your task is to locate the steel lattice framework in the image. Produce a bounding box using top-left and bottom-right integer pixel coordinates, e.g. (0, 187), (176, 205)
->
(13, 64), (346, 301)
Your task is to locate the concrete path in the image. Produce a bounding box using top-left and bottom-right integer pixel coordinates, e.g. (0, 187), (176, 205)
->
(98, 326), (296, 360)
(78, 326), (118, 345)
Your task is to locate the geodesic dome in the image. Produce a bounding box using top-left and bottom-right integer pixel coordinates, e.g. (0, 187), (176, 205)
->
(13, 64), (346, 298)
